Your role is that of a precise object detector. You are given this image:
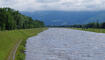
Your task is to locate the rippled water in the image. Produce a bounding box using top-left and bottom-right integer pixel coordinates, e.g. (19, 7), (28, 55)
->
(26, 28), (105, 60)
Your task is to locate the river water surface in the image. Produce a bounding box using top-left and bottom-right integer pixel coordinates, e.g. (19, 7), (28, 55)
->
(26, 28), (105, 60)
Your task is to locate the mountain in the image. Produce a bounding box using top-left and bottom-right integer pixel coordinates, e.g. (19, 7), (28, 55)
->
(88, 13), (105, 23)
(21, 11), (105, 25)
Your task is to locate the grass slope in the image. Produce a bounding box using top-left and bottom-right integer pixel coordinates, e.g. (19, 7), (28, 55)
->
(0, 28), (47, 60)
(72, 28), (105, 33)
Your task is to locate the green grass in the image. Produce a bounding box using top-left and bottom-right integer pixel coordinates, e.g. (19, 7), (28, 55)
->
(0, 28), (47, 60)
(72, 28), (105, 33)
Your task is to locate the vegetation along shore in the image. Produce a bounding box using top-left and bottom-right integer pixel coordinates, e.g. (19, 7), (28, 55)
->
(0, 7), (47, 60)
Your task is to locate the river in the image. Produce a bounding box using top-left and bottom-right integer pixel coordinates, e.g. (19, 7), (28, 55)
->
(25, 28), (105, 60)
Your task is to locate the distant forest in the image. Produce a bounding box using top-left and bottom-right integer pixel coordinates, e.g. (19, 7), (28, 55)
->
(0, 8), (44, 30)
(48, 21), (105, 29)
(67, 21), (105, 29)
(69, 21), (105, 29)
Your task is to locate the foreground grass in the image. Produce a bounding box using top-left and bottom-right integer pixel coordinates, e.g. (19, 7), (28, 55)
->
(72, 28), (105, 33)
(0, 28), (47, 60)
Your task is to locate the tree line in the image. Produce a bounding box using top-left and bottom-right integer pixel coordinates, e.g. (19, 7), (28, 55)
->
(69, 21), (105, 29)
(0, 8), (44, 30)
(47, 20), (105, 29)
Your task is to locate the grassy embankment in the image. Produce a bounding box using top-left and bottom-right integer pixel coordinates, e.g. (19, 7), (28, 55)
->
(0, 28), (47, 60)
(72, 28), (105, 33)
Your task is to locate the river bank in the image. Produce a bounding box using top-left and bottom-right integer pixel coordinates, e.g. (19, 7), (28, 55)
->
(0, 28), (47, 60)
(72, 28), (105, 33)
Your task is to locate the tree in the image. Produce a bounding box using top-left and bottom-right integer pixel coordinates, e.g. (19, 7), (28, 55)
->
(101, 22), (105, 28)
(0, 7), (45, 30)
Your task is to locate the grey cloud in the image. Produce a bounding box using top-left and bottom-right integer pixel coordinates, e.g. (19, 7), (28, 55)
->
(86, 5), (97, 8)
(36, 0), (60, 3)
(1, 0), (105, 11)
(82, 0), (92, 3)
(61, 2), (78, 7)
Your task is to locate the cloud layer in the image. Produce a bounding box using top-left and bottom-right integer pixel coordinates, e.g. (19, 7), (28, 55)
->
(0, 0), (105, 11)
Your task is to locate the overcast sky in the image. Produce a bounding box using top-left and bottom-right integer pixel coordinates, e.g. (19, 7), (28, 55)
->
(1, 0), (105, 11)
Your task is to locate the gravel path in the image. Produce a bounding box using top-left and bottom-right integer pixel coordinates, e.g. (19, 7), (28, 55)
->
(26, 28), (105, 60)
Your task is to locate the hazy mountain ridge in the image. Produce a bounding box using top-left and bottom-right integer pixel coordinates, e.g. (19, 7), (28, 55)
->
(88, 13), (105, 23)
(21, 11), (105, 25)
